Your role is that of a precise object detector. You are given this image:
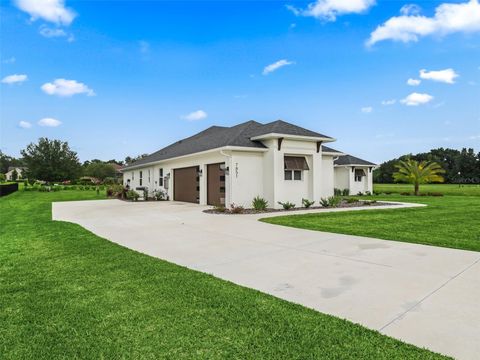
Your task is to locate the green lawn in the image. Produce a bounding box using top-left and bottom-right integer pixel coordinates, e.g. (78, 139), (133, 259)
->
(374, 183), (480, 196)
(0, 190), (447, 359)
(262, 193), (480, 252)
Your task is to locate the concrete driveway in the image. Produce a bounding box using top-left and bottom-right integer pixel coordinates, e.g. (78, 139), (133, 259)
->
(53, 199), (480, 360)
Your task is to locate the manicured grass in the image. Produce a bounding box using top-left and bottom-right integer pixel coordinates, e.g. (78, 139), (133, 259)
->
(374, 183), (480, 196)
(262, 195), (480, 252)
(0, 191), (447, 359)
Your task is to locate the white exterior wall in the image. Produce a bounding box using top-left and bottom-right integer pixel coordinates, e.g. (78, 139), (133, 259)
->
(229, 151), (264, 207)
(124, 151), (229, 205)
(123, 140), (340, 208)
(320, 156), (335, 198)
(334, 166), (373, 195)
(334, 167), (350, 192)
(267, 139), (322, 209)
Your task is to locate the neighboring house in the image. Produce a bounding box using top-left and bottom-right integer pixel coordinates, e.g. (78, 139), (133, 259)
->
(122, 120), (375, 208)
(334, 155), (376, 195)
(5, 167), (27, 181)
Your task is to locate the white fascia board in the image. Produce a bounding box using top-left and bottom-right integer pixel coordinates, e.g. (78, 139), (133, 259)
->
(323, 151), (346, 156)
(121, 146), (268, 171)
(250, 133), (336, 143)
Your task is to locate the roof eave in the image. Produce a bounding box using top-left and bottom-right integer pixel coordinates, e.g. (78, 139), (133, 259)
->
(250, 132), (335, 143)
(121, 145), (268, 171)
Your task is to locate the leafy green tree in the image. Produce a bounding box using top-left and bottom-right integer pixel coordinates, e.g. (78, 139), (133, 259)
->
(393, 159), (445, 195)
(21, 138), (82, 182)
(0, 173), (5, 183)
(0, 151), (24, 174)
(11, 169), (18, 181)
(84, 162), (116, 180)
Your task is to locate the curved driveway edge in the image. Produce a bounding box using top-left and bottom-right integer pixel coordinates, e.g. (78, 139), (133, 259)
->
(53, 199), (480, 360)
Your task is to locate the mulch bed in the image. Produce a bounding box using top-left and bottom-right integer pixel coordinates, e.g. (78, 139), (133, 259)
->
(203, 200), (397, 215)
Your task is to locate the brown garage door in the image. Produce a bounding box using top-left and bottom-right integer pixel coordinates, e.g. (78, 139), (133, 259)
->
(207, 163), (226, 206)
(174, 166), (199, 203)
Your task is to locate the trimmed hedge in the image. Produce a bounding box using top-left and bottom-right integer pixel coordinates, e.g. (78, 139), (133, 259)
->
(0, 182), (19, 197)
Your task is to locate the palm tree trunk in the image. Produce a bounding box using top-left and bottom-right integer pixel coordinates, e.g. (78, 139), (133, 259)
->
(414, 182), (419, 196)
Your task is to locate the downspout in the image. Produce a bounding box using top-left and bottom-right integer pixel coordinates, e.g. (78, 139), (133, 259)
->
(220, 150), (233, 207)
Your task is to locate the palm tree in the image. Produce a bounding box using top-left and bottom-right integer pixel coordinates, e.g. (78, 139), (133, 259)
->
(393, 159), (445, 195)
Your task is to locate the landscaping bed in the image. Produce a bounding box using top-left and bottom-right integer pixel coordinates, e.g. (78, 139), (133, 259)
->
(204, 199), (395, 214)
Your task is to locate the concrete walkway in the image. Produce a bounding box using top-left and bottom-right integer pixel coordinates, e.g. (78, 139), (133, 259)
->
(53, 200), (480, 360)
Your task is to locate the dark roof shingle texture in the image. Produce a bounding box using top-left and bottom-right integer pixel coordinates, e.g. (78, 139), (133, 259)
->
(124, 120), (333, 169)
(334, 154), (376, 166)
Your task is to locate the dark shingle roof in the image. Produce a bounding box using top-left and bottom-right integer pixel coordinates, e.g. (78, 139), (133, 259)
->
(124, 120), (333, 169)
(334, 154), (376, 166)
(322, 146), (343, 154)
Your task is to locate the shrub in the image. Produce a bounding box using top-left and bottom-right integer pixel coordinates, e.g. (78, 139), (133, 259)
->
(400, 192), (411, 196)
(103, 177), (116, 185)
(213, 205), (226, 213)
(278, 201), (295, 210)
(342, 188), (349, 196)
(84, 185), (91, 190)
(71, 185), (78, 190)
(126, 190), (139, 201)
(427, 192), (444, 197)
(357, 192), (364, 196)
(365, 200), (378, 205)
(0, 173), (5, 183)
(106, 187), (114, 197)
(328, 196), (341, 207)
(252, 196), (268, 211)
(334, 188), (342, 196)
(365, 191), (372, 196)
(230, 204), (245, 214)
(302, 198), (315, 208)
(152, 189), (166, 201)
(320, 196), (341, 208)
(346, 197), (359, 203)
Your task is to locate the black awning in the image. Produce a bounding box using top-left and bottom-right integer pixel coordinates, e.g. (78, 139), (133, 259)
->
(284, 156), (309, 170)
(354, 169), (366, 177)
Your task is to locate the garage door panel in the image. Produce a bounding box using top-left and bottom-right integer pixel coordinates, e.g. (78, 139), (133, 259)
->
(174, 166), (199, 203)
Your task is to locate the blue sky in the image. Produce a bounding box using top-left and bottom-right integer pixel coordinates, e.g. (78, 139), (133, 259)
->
(1, 0), (479, 163)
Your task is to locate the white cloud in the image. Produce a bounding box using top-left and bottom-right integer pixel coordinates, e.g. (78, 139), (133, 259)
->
(39, 25), (73, 41)
(288, 0), (376, 21)
(14, 0), (76, 25)
(3, 57), (16, 64)
(407, 78), (421, 86)
(400, 92), (434, 106)
(41, 79), (95, 97)
(367, 0), (480, 46)
(1, 74), (28, 84)
(361, 106), (373, 113)
(19, 121), (32, 129)
(182, 110), (207, 121)
(419, 68), (459, 84)
(38, 117), (62, 127)
(263, 59), (295, 75)
(400, 4), (422, 16)
(381, 99), (396, 105)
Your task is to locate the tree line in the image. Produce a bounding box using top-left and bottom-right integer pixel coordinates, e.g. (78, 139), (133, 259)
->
(374, 147), (480, 184)
(0, 138), (149, 182)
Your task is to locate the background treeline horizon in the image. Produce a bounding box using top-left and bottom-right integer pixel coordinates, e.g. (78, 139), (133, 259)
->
(374, 147), (480, 184)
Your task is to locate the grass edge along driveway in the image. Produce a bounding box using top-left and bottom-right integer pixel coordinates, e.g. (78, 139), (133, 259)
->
(262, 194), (480, 252)
(0, 190), (449, 359)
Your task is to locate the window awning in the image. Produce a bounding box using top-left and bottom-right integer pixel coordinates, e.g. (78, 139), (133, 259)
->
(354, 169), (366, 177)
(284, 156), (309, 170)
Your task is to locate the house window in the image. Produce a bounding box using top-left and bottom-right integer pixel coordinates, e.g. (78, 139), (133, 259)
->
(284, 156), (309, 181)
(148, 169), (151, 183)
(139, 171), (143, 186)
(354, 169), (366, 182)
(159, 168), (164, 187)
(132, 172), (134, 181)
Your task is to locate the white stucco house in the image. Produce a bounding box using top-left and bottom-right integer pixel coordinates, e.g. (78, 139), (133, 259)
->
(5, 166), (27, 181)
(122, 120), (375, 208)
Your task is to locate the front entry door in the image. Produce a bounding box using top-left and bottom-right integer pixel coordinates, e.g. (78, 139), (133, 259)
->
(207, 163), (225, 206)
